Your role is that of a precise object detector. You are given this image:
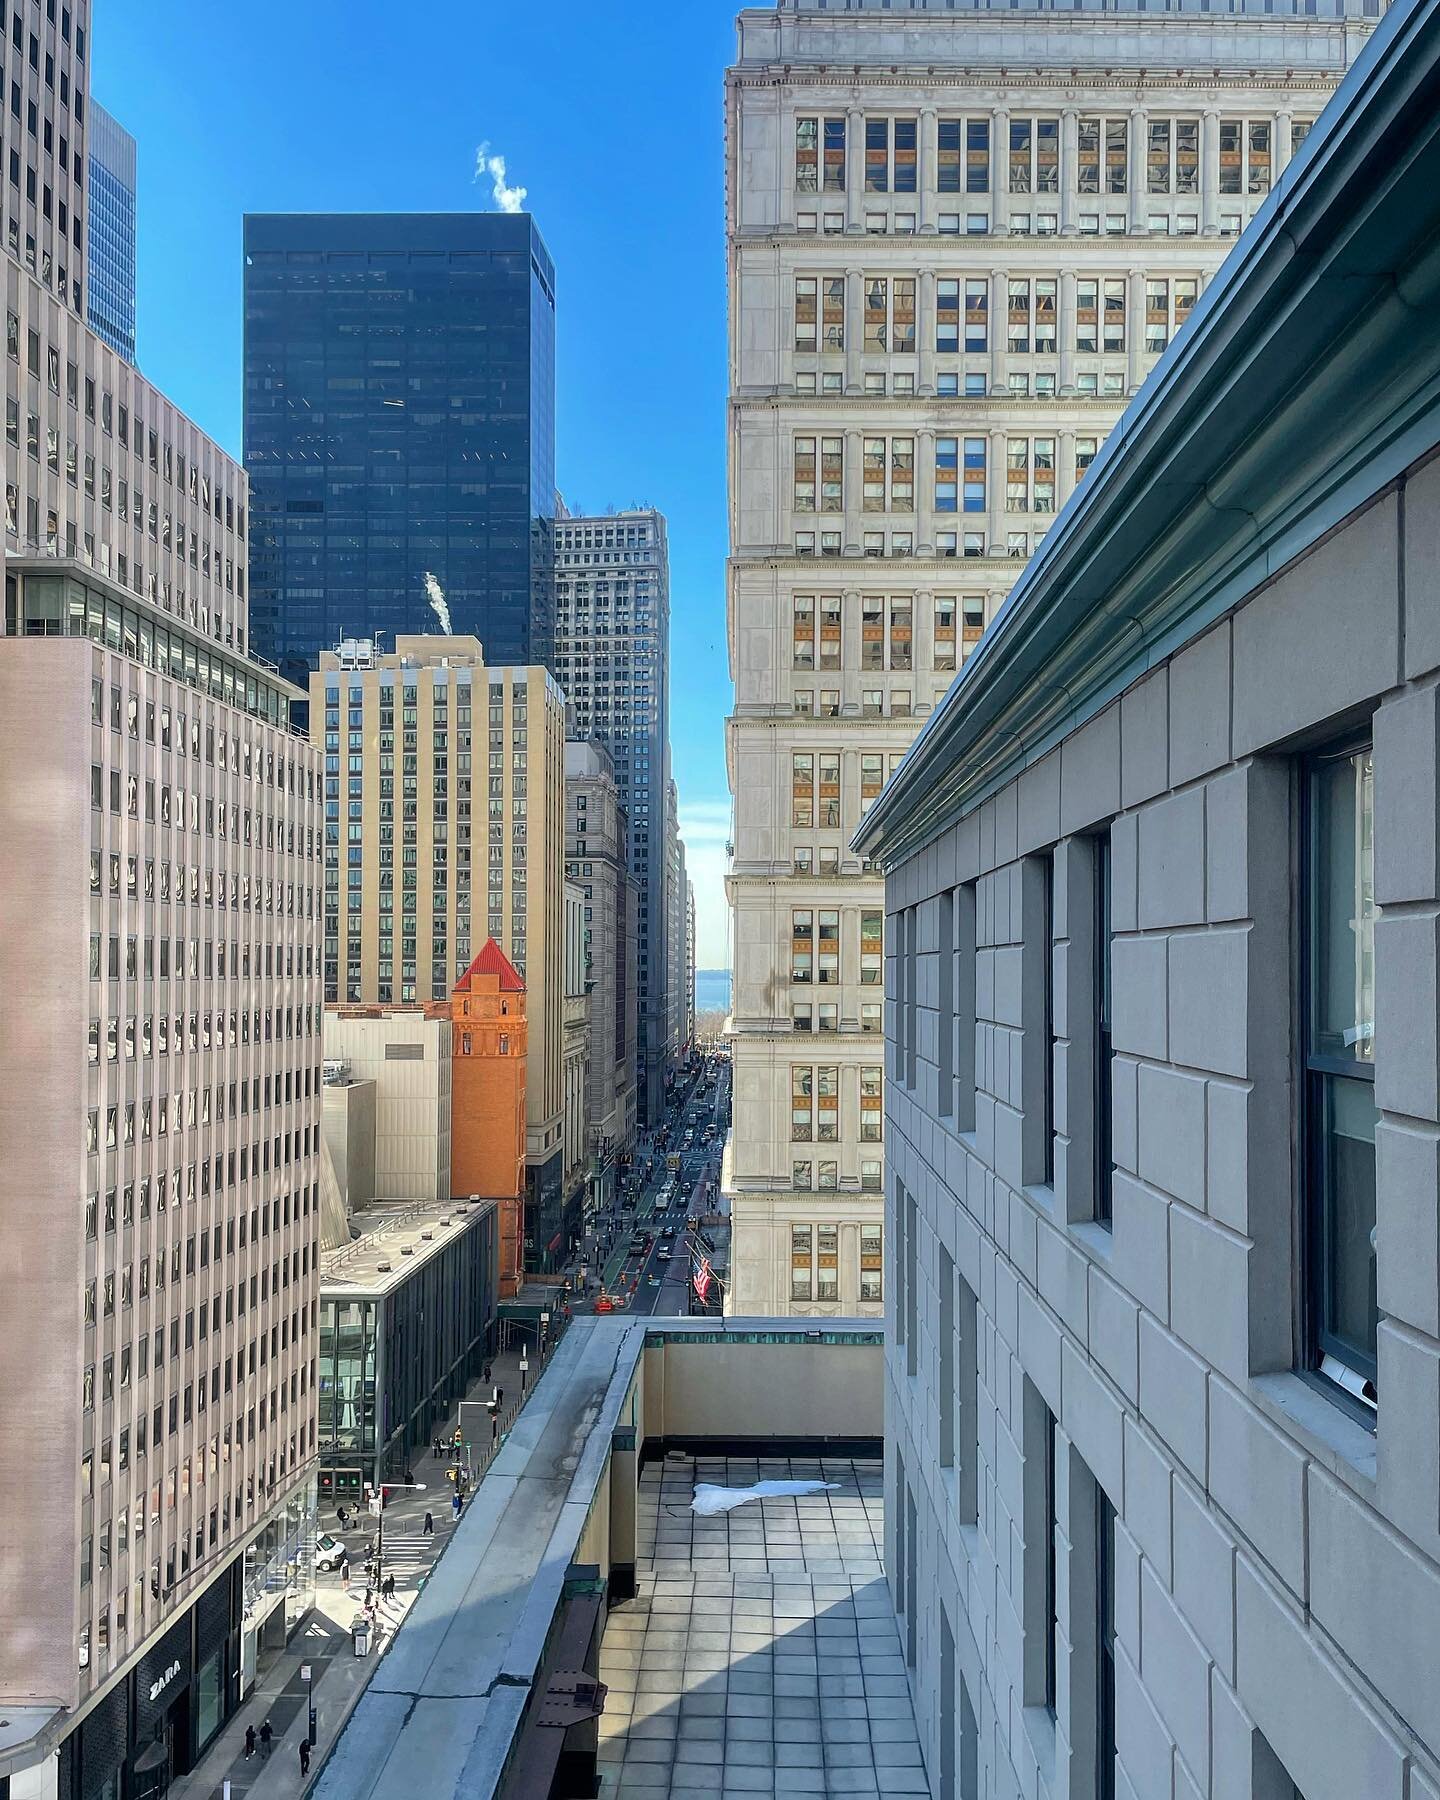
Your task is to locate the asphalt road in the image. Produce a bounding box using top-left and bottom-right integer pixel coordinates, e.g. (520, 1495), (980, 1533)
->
(574, 1063), (729, 1319)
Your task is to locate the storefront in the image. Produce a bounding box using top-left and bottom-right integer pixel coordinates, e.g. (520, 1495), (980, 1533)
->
(56, 1563), (240, 1800)
(55, 1484), (316, 1799)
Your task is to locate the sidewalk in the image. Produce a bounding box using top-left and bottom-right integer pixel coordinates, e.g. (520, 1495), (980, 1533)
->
(164, 1332), (566, 1800)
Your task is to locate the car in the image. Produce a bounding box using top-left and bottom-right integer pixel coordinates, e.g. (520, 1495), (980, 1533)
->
(662, 1225), (677, 1238)
(594, 1295), (616, 1314)
(656, 1247), (671, 1261)
(647, 1275), (661, 1286)
(315, 1532), (347, 1572)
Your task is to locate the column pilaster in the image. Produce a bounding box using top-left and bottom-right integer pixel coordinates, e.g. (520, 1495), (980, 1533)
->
(989, 267), (1009, 396)
(920, 107), (939, 234)
(1129, 108), (1148, 235)
(916, 429), (936, 558)
(1127, 265), (1146, 392)
(1059, 268), (1077, 393)
(847, 106), (865, 233)
(1060, 109), (1079, 235)
(1202, 109), (1221, 236)
(919, 268), (937, 396)
(990, 107), (1010, 234)
(845, 267), (864, 396)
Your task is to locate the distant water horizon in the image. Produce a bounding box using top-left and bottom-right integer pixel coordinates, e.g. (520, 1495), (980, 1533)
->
(695, 968), (732, 1013)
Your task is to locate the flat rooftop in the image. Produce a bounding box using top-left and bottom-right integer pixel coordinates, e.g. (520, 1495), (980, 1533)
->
(320, 1196), (494, 1298)
(598, 1454), (924, 1799)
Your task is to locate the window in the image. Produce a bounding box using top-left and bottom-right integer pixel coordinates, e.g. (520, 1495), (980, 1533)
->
(795, 275), (845, 353)
(1026, 852), (1057, 1186)
(963, 439), (986, 514)
(1024, 1384), (1059, 1716)
(795, 116), (844, 192)
(860, 909), (883, 985)
(792, 753), (815, 829)
(1221, 117), (1272, 194)
(862, 437), (914, 512)
(791, 909), (814, 984)
(817, 1065), (839, 1141)
(1148, 117), (1200, 193)
(861, 1066), (883, 1141)
(1094, 834), (1113, 1226)
(1145, 277), (1199, 354)
(864, 277), (916, 354)
(1305, 741), (1377, 1406)
(939, 115), (989, 193)
(1075, 435), (1100, 481)
(1010, 116), (1059, 192)
(793, 596), (815, 669)
(866, 116), (916, 193)
(817, 1224), (839, 1300)
(934, 596), (957, 669)
(1006, 438), (1055, 514)
(1097, 1493), (1117, 1800)
(791, 1224), (813, 1301)
(860, 1222), (882, 1302)
(1078, 116), (1128, 192)
(817, 909), (839, 984)
(791, 1066), (813, 1140)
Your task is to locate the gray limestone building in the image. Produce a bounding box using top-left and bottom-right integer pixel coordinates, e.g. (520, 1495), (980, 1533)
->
(854, 0), (1440, 1791)
(566, 737), (640, 1213)
(723, 0), (1380, 1319)
(554, 505), (674, 1122)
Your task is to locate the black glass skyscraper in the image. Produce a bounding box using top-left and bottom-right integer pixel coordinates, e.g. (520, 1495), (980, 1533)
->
(243, 213), (556, 691)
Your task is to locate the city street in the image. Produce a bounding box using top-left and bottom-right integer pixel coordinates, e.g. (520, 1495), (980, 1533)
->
(570, 1056), (730, 1320)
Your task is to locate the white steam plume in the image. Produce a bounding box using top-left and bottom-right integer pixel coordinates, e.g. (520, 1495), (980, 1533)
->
(474, 141), (527, 214)
(423, 572), (453, 636)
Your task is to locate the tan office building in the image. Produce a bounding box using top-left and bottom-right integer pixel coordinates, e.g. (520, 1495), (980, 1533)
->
(310, 637), (572, 1267)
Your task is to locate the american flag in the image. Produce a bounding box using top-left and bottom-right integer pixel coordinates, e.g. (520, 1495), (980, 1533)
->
(693, 1256), (714, 1305)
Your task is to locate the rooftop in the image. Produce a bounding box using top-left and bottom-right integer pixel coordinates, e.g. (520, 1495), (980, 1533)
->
(309, 1318), (889, 1800)
(319, 1196), (496, 1299)
(457, 938), (526, 995)
(597, 1454), (922, 1800)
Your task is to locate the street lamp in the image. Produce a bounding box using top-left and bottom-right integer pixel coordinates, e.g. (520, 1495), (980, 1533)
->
(519, 1355), (530, 1395)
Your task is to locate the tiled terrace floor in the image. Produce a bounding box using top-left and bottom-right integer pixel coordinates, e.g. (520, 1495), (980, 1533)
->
(597, 1456), (929, 1799)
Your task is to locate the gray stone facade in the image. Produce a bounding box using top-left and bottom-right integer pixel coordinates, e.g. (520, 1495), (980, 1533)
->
(854, 6), (1440, 1793)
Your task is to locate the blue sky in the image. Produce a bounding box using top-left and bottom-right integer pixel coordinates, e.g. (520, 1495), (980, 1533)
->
(97, 0), (736, 966)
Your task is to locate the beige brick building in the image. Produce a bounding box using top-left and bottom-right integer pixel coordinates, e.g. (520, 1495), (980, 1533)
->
(310, 638), (574, 1268)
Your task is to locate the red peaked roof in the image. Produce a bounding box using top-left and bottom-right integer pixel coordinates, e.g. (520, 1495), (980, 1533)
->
(454, 937), (525, 995)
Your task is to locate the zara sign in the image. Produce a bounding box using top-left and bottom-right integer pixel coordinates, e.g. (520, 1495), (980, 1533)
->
(147, 1659), (182, 1704)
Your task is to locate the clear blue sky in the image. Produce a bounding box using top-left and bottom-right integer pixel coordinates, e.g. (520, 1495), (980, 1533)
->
(96, 0), (736, 967)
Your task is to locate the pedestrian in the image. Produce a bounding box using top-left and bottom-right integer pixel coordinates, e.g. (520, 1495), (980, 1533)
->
(423, 1510), (434, 1535)
(299, 1738), (312, 1778)
(386, 1573), (397, 1600)
(495, 1386), (504, 1409)
(482, 1360), (492, 1384)
(364, 1584), (373, 1610)
(336, 1504), (348, 1529)
(260, 1719), (273, 1758)
(244, 1724), (257, 1759)
(340, 1555), (351, 1591)
(404, 1466), (413, 1484)
(452, 1492), (462, 1520)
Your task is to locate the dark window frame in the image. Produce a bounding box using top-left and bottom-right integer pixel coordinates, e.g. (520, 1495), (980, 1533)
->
(1300, 735), (1379, 1417)
(1094, 832), (1114, 1226)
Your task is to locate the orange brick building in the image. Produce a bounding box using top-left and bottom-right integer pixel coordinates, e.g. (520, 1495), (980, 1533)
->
(452, 939), (528, 1298)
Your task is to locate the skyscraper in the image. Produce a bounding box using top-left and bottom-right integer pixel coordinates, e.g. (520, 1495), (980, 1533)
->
(86, 101), (137, 365)
(554, 505), (674, 1122)
(244, 212), (557, 694)
(0, 10), (323, 1786)
(723, 0), (1375, 1316)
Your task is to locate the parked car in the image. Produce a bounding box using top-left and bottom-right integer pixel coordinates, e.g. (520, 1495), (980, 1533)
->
(314, 1532), (347, 1573)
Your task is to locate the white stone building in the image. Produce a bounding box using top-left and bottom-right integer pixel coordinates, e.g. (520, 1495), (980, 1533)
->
(723, 0), (1376, 1318)
(855, 1), (1440, 1790)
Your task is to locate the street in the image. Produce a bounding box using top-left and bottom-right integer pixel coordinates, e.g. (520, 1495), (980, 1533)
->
(570, 1054), (730, 1319)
